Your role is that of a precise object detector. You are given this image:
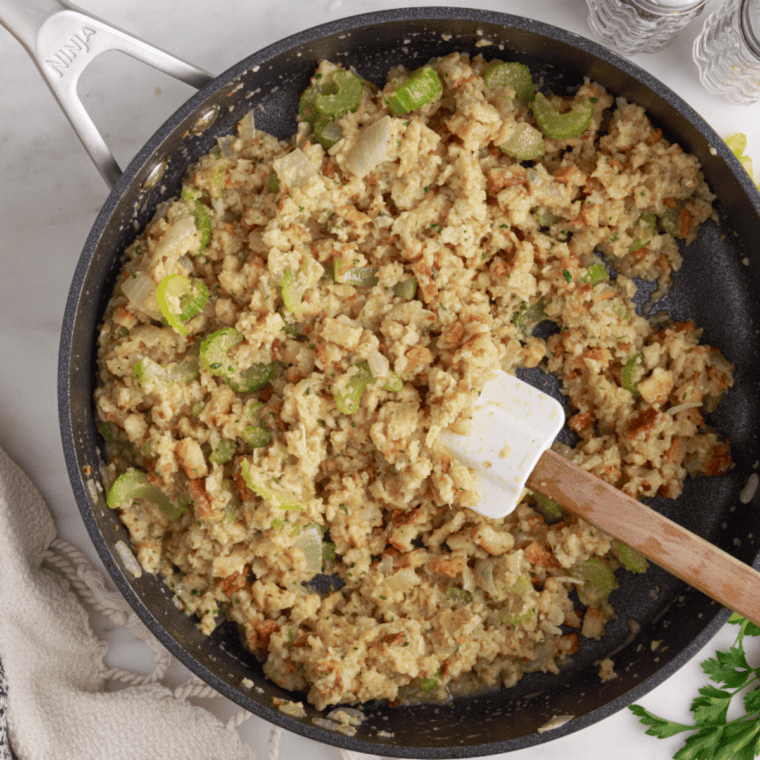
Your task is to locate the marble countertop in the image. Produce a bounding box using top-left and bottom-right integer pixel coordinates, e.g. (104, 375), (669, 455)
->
(2, 0), (760, 758)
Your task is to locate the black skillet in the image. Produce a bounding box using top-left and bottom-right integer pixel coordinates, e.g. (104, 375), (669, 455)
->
(22, 3), (760, 756)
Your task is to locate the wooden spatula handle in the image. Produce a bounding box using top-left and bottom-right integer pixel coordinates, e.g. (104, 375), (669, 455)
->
(527, 449), (760, 627)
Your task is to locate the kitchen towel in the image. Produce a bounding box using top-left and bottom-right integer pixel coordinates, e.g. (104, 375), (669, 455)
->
(0, 445), (380, 760)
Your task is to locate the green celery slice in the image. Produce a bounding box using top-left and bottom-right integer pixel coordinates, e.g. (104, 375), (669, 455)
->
(500, 122), (545, 160)
(156, 274), (209, 336)
(622, 352), (644, 395)
(513, 297), (549, 336)
(242, 425), (272, 449)
(628, 211), (657, 253)
(571, 557), (615, 607)
(107, 468), (185, 520)
(386, 66), (442, 115)
(382, 372), (403, 392)
(614, 541), (648, 573)
(313, 116), (343, 149)
(281, 268), (304, 314)
(532, 493), (563, 522)
(210, 438), (237, 465)
(532, 92), (594, 140)
(314, 70), (363, 118)
(227, 362), (275, 393)
(582, 262), (609, 285)
(335, 362), (374, 414)
(484, 61), (535, 104)
(535, 208), (560, 227)
(393, 277), (418, 300)
(200, 327), (242, 376)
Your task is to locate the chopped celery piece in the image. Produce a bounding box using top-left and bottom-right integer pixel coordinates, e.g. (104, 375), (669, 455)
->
(622, 352), (644, 395)
(322, 542), (337, 561)
(335, 363), (374, 414)
(240, 459), (303, 510)
(247, 401), (265, 420)
(199, 328), (274, 392)
(210, 438), (237, 464)
(500, 122), (544, 160)
(200, 327), (242, 376)
(192, 401), (205, 417)
(483, 61), (535, 104)
(98, 421), (118, 443)
(133, 357), (167, 392)
(393, 277), (418, 300)
(582, 263), (609, 285)
(419, 671), (441, 693)
(513, 297), (549, 336)
(512, 575), (532, 597)
(156, 274), (209, 336)
(628, 211), (657, 253)
(614, 541), (648, 573)
(726, 132), (748, 158)
(227, 362), (275, 393)
(532, 493), (563, 522)
(382, 372), (403, 392)
(298, 86), (320, 125)
(267, 173), (279, 194)
(571, 557), (615, 607)
(535, 208), (560, 227)
(446, 587), (473, 604)
(532, 93), (594, 140)
(191, 202), (211, 251)
(502, 606), (537, 627)
(314, 71), (363, 118)
(386, 66), (442, 115)
(281, 268), (304, 314)
(181, 187), (202, 202)
(314, 116), (343, 149)
(334, 262), (378, 287)
(242, 425), (272, 449)
(107, 468), (185, 520)
(166, 355), (200, 384)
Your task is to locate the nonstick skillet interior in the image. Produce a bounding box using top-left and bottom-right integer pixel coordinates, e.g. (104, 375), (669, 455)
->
(59, 8), (760, 757)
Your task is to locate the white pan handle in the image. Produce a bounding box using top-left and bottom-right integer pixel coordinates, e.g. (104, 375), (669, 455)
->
(0, 0), (215, 188)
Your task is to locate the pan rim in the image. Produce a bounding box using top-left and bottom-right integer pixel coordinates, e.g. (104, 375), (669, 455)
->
(58, 6), (760, 756)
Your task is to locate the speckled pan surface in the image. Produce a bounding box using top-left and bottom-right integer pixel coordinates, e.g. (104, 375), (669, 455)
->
(58, 7), (760, 757)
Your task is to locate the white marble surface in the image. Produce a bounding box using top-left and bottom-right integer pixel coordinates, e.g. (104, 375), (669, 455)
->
(1, 0), (760, 758)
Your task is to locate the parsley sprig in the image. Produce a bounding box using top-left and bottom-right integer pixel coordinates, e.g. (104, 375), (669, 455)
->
(630, 614), (760, 760)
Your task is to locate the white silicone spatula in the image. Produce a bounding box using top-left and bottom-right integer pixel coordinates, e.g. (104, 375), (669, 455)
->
(441, 370), (760, 627)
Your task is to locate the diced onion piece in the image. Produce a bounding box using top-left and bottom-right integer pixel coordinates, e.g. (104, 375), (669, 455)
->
(378, 553), (394, 575)
(474, 558), (499, 598)
(346, 115), (392, 178)
(154, 216), (198, 261)
(107, 468), (185, 520)
(237, 110), (256, 139)
(115, 540), (143, 578)
(273, 148), (318, 190)
(384, 568), (419, 593)
(367, 350), (390, 379)
(240, 459), (303, 511)
(294, 524), (323, 574)
(122, 272), (160, 317)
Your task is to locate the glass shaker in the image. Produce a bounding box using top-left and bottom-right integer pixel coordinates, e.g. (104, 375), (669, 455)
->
(586, 0), (707, 56)
(693, 0), (760, 104)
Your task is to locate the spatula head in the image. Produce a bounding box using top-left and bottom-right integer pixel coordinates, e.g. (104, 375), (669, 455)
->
(440, 371), (565, 519)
